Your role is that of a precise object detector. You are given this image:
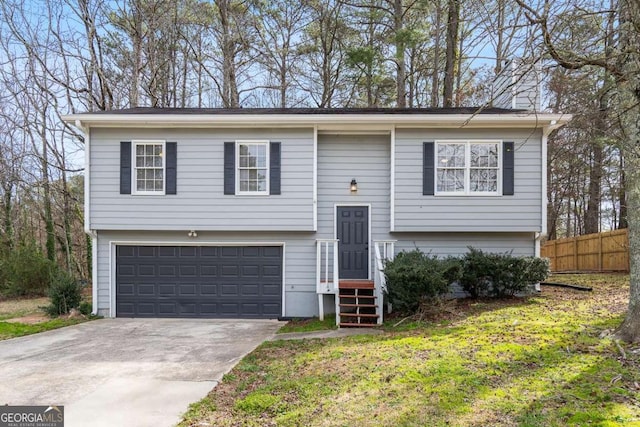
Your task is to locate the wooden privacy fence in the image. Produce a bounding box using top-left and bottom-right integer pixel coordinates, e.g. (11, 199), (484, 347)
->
(541, 229), (629, 273)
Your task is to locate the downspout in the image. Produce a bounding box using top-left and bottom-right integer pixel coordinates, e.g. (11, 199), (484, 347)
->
(89, 230), (98, 315)
(534, 232), (543, 292)
(77, 120), (98, 315)
(537, 121), (559, 292)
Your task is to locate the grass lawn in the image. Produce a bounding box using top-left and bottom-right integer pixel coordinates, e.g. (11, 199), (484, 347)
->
(0, 297), (91, 340)
(180, 274), (640, 427)
(277, 314), (338, 334)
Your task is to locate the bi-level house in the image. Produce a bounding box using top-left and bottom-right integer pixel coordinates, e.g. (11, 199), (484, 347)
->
(63, 67), (570, 326)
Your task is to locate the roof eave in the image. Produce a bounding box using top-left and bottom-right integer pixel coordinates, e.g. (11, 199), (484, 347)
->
(62, 112), (572, 129)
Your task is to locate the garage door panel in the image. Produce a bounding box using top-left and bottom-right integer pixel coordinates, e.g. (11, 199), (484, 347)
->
(118, 283), (135, 296)
(158, 303), (178, 315)
(137, 303), (156, 315)
(242, 247), (260, 257)
(138, 247), (156, 257)
(221, 265), (239, 277)
(179, 284), (196, 295)
(116, 245), (282, 318)
(241, 284), (259, 296)
(201, 265), (218, 276)
(117, 302), (136, 317)
(158, 284), (176, 296)
(118, 265), (136, 277)
(179, 247), (197, 257)
(178, 303), (196, 315)
(138, 284), (156, 296)
(262, 284), (281, 296)
(220, 284), (239, 296)
(262, 303), (281, 315)
(262, 265), (281, 277)
(201, 284), (217, 294)
(158, 265), (177, 277)
(138, 265), (156, 276)
(262, 247), (281, 257)
(242, 265), (260, 277)
(200, 247), (219, 257)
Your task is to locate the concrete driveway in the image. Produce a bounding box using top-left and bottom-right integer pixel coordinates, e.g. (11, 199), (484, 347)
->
(0, 318), (282, 427)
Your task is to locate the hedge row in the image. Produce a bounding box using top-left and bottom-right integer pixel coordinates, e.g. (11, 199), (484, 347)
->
(384, 247), (549, 314)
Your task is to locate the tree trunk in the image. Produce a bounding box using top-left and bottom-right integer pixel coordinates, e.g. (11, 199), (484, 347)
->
(618, 153), (628, 229)
(495, 0), (504, 74)
(218, 0), (239, 108)
(617, 142), (640, 342)
(614, 0), (640, 342)
(2, 183), (13, 251)
(430, 0), (442, 107)
(584, 124), (604, 234)
(394, 0), (406, 108)
(131, 2), (142, 108)
(443, 0), (459, 108)
(41, 137), (55, 262)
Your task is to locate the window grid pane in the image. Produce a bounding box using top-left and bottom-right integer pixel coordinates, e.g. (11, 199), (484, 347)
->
(436, 142), (500, 194)
(134, 143), (164, 193)
(238, 143), (268, 193)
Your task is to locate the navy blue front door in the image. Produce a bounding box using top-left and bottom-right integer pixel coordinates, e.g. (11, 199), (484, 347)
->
(337, 206), (369, 279)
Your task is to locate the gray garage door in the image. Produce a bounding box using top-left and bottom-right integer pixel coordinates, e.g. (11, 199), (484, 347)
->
(116, 245), (282, 318)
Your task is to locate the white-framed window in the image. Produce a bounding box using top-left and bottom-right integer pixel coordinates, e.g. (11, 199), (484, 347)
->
(436, 140), (501, 195)
(133, 140), (165, 195)
(236, 141), (269, 195)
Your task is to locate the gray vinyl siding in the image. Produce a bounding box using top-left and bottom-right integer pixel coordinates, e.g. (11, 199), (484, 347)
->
(89, 128), (314, 231)
(95, 230), (317, 318)
(394, 128), (543, 232)
(317, 134), (392, 277)
(95, 229), (535, 318)
(393, 232), (535, 257)
(394, 232), (536, 298)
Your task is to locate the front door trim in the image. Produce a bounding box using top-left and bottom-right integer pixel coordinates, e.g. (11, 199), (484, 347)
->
(334, 204), (372, 280)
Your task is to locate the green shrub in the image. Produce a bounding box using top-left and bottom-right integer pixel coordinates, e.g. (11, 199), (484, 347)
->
(0, 241), (57, 297)
(460, 247), (550, 298)
(78, 301), (93, 316)
(45, 272), (82, 316)
(384, 250), (462, 314)
(459, 247), (493, 298)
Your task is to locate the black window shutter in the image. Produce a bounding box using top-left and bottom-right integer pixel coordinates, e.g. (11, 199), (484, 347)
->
(270, 142), (281, 195)
(165, 142), (177, 194)
(503, 141), (514, 195)
(224, 142), (235, 195)
(423, 141), (435, 195)
(120, 141), (131, 194)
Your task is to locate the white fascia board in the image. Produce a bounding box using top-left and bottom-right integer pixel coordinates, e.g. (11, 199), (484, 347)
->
(62, 113), (572, 130)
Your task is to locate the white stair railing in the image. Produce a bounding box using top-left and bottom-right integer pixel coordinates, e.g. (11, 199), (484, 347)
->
(373, 240), (396, 325)
(316, 239), (339, 321)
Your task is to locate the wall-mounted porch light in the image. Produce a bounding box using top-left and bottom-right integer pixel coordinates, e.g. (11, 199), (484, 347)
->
(350, 179), (358, 193)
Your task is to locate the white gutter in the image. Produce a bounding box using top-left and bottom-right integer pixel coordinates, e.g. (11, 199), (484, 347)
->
(64, 113), (571, 129)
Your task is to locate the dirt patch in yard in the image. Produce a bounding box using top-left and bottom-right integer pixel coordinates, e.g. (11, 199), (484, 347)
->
(4, 313), (50, 324)
(0, 297), (48, 320)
